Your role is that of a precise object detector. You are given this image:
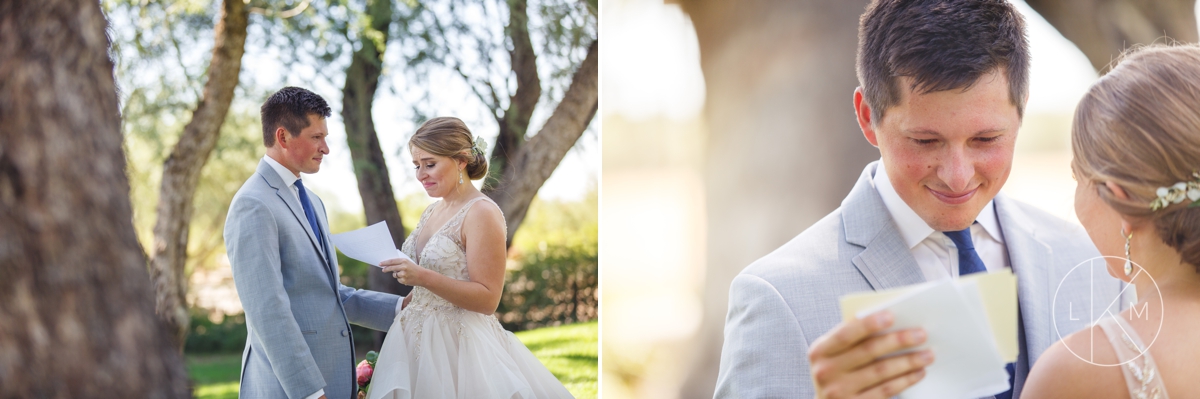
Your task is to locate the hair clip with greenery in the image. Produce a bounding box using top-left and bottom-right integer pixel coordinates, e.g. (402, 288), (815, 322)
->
(1150, 172), (1200, 211)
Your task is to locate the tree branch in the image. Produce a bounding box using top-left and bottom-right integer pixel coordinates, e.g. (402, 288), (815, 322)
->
(486, 39), (596, 245)
(1026, 0), (1197, 73)
(148, 0), (249, 349)
(489, 0), (541, 187)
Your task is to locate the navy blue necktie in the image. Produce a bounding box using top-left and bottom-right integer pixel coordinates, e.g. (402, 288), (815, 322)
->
(945, 225), (1014, 399)
(294, 179), (325, 252)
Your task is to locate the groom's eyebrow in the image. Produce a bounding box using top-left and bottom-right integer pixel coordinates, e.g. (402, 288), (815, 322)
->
(902, 128), (1006, 136)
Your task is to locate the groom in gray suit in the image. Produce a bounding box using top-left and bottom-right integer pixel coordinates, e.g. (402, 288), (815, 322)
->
(716, 1), (1121, 398)
(226, 87), (400, 399)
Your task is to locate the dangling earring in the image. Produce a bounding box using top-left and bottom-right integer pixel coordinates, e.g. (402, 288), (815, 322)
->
(459, 170), (464, 185)
(1123, 228), (1133, 276)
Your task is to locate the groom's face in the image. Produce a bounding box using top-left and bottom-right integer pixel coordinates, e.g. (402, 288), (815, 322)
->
(856, 69), (1021, 231)
(279, 113), (330, 175)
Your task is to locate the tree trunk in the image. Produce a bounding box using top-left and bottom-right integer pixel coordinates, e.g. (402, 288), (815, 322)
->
(147, 0), (249, 349)
(0, 0), (191, 396)
(341, 0), (409, 351)
(487, 0), (543, 188)
(485, 40), (598, 246)
(1026, 0), (1198, 73)
(675, 1), (876, 397)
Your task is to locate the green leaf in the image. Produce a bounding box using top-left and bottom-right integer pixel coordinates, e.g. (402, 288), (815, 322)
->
(366, 350), (379, 363)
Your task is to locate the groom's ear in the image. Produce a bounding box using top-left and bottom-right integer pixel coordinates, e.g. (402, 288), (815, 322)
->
(275, 127), (290, 148)
(854, 87), (880, 147)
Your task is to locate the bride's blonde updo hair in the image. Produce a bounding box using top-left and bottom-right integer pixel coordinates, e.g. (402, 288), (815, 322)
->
(409, 117), (488, 180)
(1072, 44), (1200, 270)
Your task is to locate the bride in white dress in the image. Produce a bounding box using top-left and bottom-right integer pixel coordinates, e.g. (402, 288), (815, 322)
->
(370, 117), (574, 399)
(1022, 45), (1200, 398)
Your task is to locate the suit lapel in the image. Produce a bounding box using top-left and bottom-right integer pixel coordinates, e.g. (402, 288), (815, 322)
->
(255, 160), (337, 288)
(843, 162), (926, 291)
(312, 195), (339, 291)
(993, 194), (1054, 374)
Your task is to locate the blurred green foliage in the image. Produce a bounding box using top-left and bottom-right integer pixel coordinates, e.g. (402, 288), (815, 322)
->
(511, 189), (598, 253)
(106, 0), (272, 279)
(185, 310), (247, 353)
(126, 105), (266, 277)
(499, 245), (597, 331)
(499, 190), (599, 331)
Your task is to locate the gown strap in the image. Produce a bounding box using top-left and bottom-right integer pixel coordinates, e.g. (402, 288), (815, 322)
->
(1096, 315), (1169, 399)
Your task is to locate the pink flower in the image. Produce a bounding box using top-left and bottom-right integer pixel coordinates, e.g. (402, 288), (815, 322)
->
(356, 359), (374, 387)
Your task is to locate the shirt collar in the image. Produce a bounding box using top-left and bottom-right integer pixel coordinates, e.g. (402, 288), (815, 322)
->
(873, 161), (1003, 249)
(263, 155), (300, 188)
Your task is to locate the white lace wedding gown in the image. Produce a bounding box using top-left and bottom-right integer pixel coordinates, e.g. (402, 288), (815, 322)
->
(367, 197), (574, 399)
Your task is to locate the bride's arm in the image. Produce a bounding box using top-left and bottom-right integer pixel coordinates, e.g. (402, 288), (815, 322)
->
(381, 202), (507, 315)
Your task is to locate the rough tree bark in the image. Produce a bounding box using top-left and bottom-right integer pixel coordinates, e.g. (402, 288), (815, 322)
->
(148, 0), (250, 348)
(341, 0), (410, 350)
(0, 0), (191, 396)
(484, 39), (598, 246)
(674, 1), (877, 397)
(1026, 0), (1198, 73)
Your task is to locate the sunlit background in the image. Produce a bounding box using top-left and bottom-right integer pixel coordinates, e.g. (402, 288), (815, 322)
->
(600, 0), (1200, 398)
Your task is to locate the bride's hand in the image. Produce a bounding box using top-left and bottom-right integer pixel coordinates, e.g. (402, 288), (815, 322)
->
(381, 258), (431, 287)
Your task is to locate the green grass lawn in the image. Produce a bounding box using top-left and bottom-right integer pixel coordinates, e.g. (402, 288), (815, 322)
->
(185, 352), (241, 399)
(186, 321), (598, 399)
(515, 321), (598, 399)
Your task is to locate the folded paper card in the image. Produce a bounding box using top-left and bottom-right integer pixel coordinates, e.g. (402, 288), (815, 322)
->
(330, 221), (412, 268)
(838, 270), (1018, 399)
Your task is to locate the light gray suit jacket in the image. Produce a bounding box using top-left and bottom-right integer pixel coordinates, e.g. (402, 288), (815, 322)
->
(714, 162), (1120, 398)
(226, 159), (399, 399)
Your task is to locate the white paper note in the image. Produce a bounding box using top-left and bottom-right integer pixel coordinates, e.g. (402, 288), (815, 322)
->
(855, 279), (1010, 399)
(330, 221), (412, 268)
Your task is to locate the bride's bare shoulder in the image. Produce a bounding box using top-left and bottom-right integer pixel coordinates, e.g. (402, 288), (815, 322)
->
(1021, 325), (1128, 399)
(462, 196), (506, 234)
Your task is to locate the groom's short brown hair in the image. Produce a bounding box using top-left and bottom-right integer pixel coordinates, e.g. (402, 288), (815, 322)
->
(260, 87), (332, 147)
(856, 0), (1029, 125)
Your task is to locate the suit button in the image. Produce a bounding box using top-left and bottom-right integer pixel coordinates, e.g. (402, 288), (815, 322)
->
(341, 330), (348, 337)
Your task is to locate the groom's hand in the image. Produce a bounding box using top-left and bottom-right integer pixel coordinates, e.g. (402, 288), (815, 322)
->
(808, 311), (932, 399)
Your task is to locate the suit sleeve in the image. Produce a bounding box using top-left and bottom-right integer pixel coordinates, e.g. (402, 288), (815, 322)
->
(226, 195), (326, 398)
(309, 194), (402, 331)
(339, 285), (400, 331)
(714, 273), (815, 398)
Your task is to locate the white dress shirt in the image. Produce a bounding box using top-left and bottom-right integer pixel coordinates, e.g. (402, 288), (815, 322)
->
(872, 162), (1011, 282)
(264, 155), (304, 202)
(262, 155), (403, 399)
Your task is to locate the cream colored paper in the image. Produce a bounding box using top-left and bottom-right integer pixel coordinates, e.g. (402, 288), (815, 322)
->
(838, 270), (1018, 362)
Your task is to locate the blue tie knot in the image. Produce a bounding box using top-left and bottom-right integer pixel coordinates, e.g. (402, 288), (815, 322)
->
(943, 227), (976, 251)
(944, 223), (986, 276)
